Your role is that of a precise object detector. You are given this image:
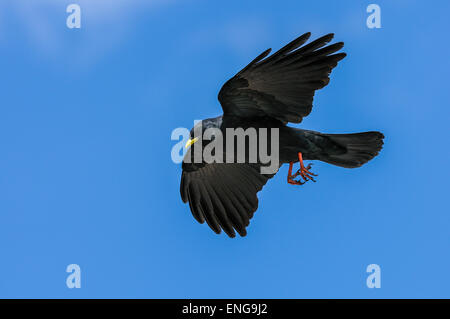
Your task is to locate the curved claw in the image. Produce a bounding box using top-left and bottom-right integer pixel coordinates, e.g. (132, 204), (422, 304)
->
(288, 178), (305, 185)
(301, 171), (316, 183)
(287, 174), (305, 185)
(303, 165), (318, 177)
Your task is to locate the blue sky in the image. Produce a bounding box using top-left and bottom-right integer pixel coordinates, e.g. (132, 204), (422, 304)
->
(1, 0), (449, 298)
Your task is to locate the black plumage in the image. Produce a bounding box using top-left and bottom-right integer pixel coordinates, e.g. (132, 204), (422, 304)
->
(180, 32), (384, 237)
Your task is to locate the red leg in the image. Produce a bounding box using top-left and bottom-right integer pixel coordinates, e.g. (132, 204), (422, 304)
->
(297, 152), (317, 181)
(287, 152), (318, 185)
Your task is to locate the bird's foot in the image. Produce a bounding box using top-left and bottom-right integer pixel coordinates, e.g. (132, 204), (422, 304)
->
(287, 153), (318, 185)
(287, 163), (317, 185)
(287, 171), (305, 185)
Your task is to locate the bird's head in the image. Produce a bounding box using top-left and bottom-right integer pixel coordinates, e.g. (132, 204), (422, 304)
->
(182, 116), (223, 170)
(185, 116), (223, 150)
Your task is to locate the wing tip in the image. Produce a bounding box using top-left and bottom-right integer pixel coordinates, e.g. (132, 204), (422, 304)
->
(237, 48), (272, 75)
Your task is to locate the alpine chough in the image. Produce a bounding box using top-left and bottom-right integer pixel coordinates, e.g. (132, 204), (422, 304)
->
(180, 32), (384, 237)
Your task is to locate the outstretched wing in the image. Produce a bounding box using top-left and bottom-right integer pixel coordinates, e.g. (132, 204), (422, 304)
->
(180, 163), (274, 237)
(218, 32), (346, 124)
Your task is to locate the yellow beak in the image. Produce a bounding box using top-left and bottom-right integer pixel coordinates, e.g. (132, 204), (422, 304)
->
(185, 137), (199, 149)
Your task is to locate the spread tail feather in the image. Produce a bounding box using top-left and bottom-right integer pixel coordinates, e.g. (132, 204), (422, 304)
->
(321, 131), (384, 168)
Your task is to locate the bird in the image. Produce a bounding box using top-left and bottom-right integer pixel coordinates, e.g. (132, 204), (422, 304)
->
(180, 32), (384, 238)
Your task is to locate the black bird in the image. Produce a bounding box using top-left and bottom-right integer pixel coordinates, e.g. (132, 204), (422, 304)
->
(180, 32), (384, 237)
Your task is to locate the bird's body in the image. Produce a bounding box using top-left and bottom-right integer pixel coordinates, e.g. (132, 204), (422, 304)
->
(183, 114), (382, 168)
(180, 32), (384, 237)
